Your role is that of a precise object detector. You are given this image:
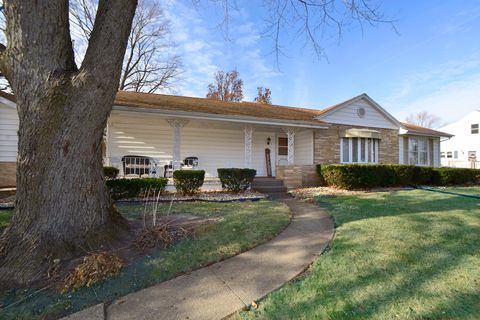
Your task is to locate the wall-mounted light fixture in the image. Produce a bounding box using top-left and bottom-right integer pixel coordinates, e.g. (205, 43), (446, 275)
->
(267, 136), (271, 145)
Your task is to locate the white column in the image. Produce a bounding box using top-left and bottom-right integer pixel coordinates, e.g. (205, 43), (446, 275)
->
(283, 127), (296, 165)
(244, 127), (254, 168)
(167, 119), (189, 171)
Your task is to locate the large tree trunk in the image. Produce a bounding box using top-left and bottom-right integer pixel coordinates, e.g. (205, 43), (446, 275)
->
(0, 0), (138, 286)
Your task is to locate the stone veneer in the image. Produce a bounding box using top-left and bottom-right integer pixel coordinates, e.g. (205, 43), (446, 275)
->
(314, 124), (399, 165)
(0, 162), (16, 187)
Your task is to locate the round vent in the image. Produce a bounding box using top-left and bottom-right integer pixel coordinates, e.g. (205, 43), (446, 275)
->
(357, 107), (366, 118)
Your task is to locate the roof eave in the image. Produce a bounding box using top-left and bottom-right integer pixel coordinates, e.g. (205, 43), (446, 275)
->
(112, 104), (330, 129)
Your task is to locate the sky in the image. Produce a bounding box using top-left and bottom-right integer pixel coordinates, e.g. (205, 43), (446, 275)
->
(163, 0), (480, 128)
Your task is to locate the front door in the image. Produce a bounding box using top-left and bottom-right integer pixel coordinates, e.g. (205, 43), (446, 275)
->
(277, 136), (289, 165)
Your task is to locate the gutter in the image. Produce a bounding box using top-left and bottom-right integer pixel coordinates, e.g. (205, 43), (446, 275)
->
(112, 105), (330, 129)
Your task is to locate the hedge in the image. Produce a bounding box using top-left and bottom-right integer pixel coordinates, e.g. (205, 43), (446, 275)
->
(106, 178), (168, 200)
(173, 170), (205, 195)
(217, 168), (257, 192)
(317, 164), (480, 190)
(103, 166), (119, 179)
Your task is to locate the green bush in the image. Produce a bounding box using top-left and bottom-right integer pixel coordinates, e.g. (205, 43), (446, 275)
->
(317, 164), (480, 190)
(434, 167), (480, 185)
(217, 168), (257, 192)
(173, 170), (205, 195)
(103, 166), (119, 179)
(106, 178), (168, 200)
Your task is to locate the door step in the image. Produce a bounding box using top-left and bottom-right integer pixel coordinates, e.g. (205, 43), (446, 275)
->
(252, 178), (287, 194)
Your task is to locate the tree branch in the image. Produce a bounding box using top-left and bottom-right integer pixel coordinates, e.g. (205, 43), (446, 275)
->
(81, 0), (137, 88)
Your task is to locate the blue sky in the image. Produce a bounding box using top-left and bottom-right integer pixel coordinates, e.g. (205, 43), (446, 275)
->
(165, 0), (480, 127)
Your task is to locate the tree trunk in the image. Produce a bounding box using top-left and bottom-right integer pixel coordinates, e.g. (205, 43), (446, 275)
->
(0, 0), (138, 287)
(0, 87), (127, 286)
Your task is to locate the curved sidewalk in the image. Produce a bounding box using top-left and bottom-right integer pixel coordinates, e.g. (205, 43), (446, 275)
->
(65, 197), (334, 320)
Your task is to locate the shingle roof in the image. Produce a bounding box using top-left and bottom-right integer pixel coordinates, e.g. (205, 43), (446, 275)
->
(0, 90), (15, 102)
(115, 91), (325, 123)
(0, 90), (453, 137)
(401, 122), (453, 137)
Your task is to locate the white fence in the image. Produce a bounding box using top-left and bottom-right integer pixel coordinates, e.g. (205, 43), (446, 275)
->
(443, 161), (480, 169)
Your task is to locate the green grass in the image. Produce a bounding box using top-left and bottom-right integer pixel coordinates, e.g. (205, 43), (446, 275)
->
(0, 200), (290, 320)
(0, 209), (12, 229)
(240, 187), (480, 320)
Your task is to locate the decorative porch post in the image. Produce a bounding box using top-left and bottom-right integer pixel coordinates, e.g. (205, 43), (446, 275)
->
(283, 127), (296, 165)
(244, 127), (254, 168)
(167, 119), (189, 171)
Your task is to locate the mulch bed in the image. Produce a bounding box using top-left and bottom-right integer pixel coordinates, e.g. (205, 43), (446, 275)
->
(0, 190), (267, 209)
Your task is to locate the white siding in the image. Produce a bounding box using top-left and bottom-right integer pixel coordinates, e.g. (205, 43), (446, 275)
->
(320, 99), (398, 129)
(294, 129), (314, 165)
(107, 113), (297, 177)
(0, 104), (18, 162)
(440, 110), (480, 167)
(398, 135), (404, 164)
(433, 138), (440, 167)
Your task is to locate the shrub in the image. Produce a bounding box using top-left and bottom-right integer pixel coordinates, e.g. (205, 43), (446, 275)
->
(317, 164), (480, 190)
(106, 178), (168, 200)
(434, 167), (480, 185)
(217, 168), (257, 192)
(173, 170), (205, 195)
(103, 166), (119, 179)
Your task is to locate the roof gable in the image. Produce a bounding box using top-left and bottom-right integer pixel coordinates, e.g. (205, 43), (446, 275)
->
(315, 93), (401, 129)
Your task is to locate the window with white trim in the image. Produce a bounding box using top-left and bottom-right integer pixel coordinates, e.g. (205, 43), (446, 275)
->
(340, 138), (379, 163)
(446, 152), (452, 159)
(409, 137), (428, 165)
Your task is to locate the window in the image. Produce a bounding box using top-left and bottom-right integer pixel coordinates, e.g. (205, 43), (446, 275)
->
(454, 151), (458, 159)
(468, 151), (477, 160)
(278, 137), (288, 156)
(447, 152), (452, 158)
(409, 137), (429, 165)
(440, 152), (445, 158)
(340, 137), (379, 163)
(472, 124), (479, 134)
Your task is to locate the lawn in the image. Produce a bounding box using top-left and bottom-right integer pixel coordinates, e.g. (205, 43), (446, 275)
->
(0, 200), (290, 320)
(240, 187), (480, 319)
(0, 209), (12, 229)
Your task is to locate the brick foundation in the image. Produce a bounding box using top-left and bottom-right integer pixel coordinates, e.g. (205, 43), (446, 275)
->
(0, 162), (16, 187)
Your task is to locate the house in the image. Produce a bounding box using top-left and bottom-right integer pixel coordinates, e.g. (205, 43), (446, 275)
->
(0, 91), (452, 188)
(439, 110), (479, 168)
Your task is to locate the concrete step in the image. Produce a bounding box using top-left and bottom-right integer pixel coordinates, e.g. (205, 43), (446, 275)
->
(252, 178), (284, 187)
(252, 185), (287, 194)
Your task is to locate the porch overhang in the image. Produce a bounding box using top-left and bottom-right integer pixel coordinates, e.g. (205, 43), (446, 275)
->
(112, 105), (330, 130)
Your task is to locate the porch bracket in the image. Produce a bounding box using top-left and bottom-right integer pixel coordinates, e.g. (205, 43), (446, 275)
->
(282, 127), (296, 165)
(244, 127), (254, 168)
(167, 119), (189, 171)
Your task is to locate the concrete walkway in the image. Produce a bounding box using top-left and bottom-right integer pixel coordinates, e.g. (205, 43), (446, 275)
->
(64, 197), (334, 320)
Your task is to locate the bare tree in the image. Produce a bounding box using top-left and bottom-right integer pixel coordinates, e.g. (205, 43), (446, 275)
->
(0, 0), (393, 286)
(70, 0), (182, 93)
(255, 87), (272, 104)
(406, 111), (442, 128)
(260, 0), (396, 64)
(206, 70), (243, 102)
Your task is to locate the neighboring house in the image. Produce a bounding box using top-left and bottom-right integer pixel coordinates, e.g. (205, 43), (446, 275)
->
(0, 91), (452, 188)
(439, 110), (480, 168)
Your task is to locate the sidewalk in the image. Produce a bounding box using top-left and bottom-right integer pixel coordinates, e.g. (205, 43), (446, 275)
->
(65, 197), (334, 320)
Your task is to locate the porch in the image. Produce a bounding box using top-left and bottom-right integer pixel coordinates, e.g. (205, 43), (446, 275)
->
(104, 110), (321, 181)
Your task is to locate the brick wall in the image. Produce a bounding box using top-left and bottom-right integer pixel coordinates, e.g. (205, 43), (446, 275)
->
(277, 164), (321, 189)
(0, 162), (16, 187)
(314, 125), (399, 164)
